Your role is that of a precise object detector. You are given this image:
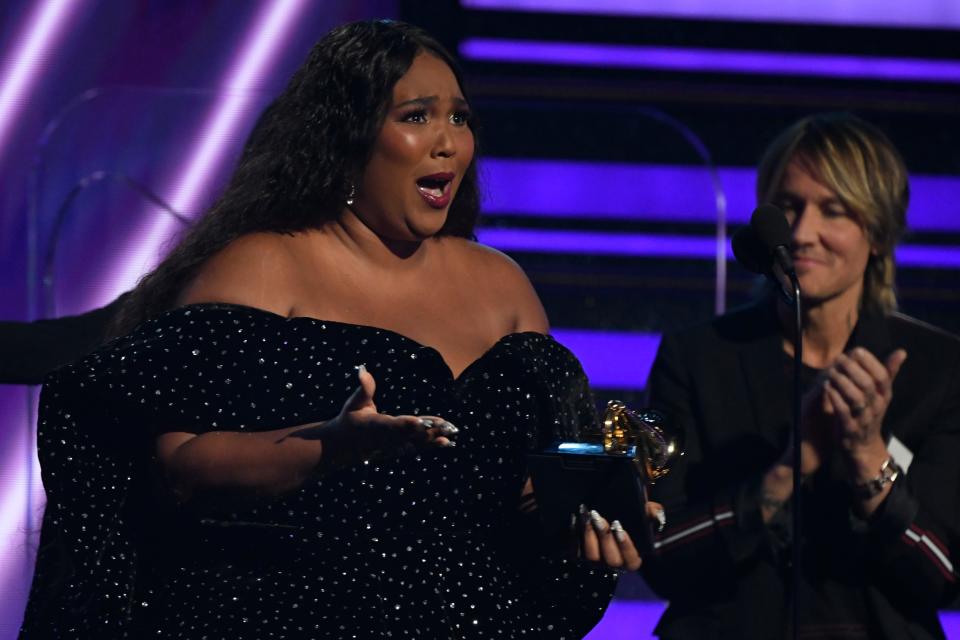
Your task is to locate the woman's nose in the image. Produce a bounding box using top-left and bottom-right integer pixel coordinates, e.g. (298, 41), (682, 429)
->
(432, 125), (456, 158)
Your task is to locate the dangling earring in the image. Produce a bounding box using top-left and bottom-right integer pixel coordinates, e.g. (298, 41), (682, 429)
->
(345, 183), (356, 207)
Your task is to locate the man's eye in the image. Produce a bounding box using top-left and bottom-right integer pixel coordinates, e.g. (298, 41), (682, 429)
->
(774, 199), (799, 214)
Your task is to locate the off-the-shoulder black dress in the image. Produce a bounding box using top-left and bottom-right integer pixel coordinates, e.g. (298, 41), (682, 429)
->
(20, 304), (616, 639)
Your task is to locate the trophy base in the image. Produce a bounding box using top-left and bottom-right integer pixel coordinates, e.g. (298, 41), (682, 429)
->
(527, 442), (654, 554)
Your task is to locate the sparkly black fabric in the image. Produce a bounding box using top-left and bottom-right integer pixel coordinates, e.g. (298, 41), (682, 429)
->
(21, 303), (617, 639)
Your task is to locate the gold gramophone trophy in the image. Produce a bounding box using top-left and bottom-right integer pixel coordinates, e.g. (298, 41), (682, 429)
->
(595, 400), (683, 482)
(527, 400), (683, 551)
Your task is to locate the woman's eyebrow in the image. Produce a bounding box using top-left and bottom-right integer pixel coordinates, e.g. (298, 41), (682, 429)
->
(394, 96), (436, 109)
(393, 95), (469, 109)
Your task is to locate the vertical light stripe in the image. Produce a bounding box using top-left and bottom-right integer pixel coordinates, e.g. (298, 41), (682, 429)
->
(0, 0), (81, 161)
(0, 2), (83, 635)
(96, 0), (310, 307)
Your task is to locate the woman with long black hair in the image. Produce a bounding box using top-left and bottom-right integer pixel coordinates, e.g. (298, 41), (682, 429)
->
(20, 20), (645, 639)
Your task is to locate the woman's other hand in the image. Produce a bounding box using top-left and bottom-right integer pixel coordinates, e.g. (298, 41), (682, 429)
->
(578, 502), (663, 571)
(316, 365), (457, 468)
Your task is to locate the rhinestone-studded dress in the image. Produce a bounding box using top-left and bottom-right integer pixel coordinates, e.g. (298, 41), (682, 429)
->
(21, 304), (617, 639)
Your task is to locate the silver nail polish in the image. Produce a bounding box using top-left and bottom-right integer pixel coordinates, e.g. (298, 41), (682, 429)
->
(589, 509), (606, 533)
(355, 364), (367, 375)
(419, 418), (435, 428)
(441, 421), (459, 435)
(610, 520), (627, 543)
(578, 504), (588, 516)
(655, 508), (666, 532)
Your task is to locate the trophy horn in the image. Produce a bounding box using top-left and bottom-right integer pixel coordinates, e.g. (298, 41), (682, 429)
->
(601, 400), (683, 482)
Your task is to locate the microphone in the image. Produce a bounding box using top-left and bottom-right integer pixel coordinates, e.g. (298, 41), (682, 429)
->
(731, 224), (765, 274)
(732, 204), (797, 302)
(751, 203), (795, 278)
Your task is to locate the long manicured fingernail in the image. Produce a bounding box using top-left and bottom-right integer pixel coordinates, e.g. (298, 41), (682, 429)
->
(419, 418), (435, 428)
(355, 364), (367, 376)
(440, 421), (458, 435)
(441, 439), (456, 447)
(578, 504), (588, 517)
(655, 507), (666, 532)
(611, 520), (627, 543)
(589, 509), (606, 533)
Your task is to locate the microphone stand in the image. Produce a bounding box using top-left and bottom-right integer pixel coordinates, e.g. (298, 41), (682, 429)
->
(775, 263), (803, 640)
(790, 278), (802, 640)
(737, 207), (804, 638)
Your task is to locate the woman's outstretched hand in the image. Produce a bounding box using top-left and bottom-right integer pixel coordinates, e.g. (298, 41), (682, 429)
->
(578, 501), (664, 571)
(314, 365), (457, 468)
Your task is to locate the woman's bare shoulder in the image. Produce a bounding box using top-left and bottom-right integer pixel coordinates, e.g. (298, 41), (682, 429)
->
(177, 232), (300, 315)
(438, 237), (549, 333)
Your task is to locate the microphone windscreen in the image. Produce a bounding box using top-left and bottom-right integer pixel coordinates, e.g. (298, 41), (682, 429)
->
(751, 204), (792, 252)
(731, 226), (766, 274)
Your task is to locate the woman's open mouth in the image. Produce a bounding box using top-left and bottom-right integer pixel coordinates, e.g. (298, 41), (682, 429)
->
(415, 172), (454, 209)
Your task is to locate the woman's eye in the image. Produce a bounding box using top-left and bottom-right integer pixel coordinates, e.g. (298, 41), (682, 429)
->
(451, 110), (471, 126)
(401, 109), (428, 123)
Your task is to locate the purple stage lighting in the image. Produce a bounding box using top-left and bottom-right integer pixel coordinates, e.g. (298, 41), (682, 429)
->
(552, 329), (660, 389)
(0, 0), (83, 161)
(583, 600), (960, 639)
(478, 228), (728, 260)
(0, 0), (85, 635)
(97, 0), (309, 309)
(460, 0), (960, 30)
(480, 158), (960, 233)
(583, 600), (664, 639)
(461, 38), (960, 85)
(482, 159), (722, 222)
(477, 228), (960, 270)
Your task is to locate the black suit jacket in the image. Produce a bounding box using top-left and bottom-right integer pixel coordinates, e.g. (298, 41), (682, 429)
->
(0, 295), (126, 385)
(642, 300), (960, 639)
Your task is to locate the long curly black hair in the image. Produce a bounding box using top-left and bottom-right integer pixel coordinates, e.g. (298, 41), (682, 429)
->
(110, 20), (480, 337)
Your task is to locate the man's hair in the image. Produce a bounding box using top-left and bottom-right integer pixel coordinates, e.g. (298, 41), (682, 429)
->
(756, 113), (909, 312)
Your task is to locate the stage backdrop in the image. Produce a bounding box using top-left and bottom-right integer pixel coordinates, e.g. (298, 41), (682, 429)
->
(2, 0), (959, 638)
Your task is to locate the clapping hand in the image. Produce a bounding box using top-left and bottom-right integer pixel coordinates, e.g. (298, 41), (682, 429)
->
(823, 347), (907, 451)
(793, 347), (906, 475)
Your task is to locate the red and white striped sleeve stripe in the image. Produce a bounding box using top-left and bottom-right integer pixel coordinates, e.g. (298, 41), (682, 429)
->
(902, 524), (956, 582)
(654, 506), (735, 552)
